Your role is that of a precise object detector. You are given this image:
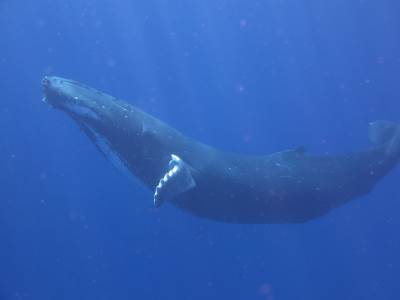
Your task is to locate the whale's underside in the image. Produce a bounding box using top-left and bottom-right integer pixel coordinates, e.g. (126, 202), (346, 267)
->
(42, 76), (400, 223)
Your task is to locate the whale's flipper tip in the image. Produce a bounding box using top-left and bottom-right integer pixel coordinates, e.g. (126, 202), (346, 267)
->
(369, 120), (400, 156)
(154, 154), (196, 207)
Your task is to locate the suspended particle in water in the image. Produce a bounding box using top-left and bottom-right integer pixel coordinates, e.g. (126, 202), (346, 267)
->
(239, 19), (248, 27)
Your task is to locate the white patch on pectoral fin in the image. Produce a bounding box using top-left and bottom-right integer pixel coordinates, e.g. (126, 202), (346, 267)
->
(154, 154), (196, 207)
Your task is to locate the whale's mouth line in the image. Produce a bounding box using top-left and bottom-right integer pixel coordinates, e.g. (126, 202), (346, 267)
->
(42, 79), (101, 121)
(63, 101), (100, 120)
(44, 94), (101, 122)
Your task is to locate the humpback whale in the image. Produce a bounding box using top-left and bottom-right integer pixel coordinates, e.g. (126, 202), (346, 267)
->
(42, 76), (400, 223)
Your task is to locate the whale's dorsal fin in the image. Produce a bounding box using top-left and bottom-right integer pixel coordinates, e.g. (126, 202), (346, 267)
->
(154, 154), (196, 207)
(280, 146), (305, 157)
(294, 145), (305, 154)
(275, 146), (305, 161)
(369, 120), (400, 156)
(369, 121), (398, 145)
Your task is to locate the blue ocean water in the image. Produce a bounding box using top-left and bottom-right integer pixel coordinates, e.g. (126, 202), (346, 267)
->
(1, 0), (400, 299)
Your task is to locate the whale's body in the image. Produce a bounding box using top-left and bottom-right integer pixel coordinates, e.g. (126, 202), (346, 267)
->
(42, 76), (400, 223)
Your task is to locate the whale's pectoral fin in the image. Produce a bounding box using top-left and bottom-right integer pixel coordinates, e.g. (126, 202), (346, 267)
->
(154, 154), (196, 207)
(369, 121), (400, 156)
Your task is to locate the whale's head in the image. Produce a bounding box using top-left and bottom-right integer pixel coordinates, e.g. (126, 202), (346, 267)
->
(41, 76), (178, 188)
(42, 76), (147, 174)
(42, 76), (112, 123)
(41, 76), (146, 133)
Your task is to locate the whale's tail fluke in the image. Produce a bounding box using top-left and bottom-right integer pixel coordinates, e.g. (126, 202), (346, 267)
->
(369, 121), (400, 157)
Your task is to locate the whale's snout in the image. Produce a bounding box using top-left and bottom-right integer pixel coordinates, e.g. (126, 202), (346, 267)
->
(41, 76), (67, 108)
(41, 76), (103, 122)
(41, 76), (55, 105)
(41, 76), (50, 89)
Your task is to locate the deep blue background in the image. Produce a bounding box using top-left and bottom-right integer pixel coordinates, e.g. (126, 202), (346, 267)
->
(1, 0), (400, 299)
